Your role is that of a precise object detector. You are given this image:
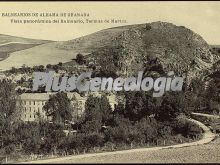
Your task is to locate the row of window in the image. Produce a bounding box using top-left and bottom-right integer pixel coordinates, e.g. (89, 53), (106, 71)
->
(23, 107), (43, 113)
(22, 114), (48, 120)
(22, 100), (46, 106)
(24, 114), (37, 119)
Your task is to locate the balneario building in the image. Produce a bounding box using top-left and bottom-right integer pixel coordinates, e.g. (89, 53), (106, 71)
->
(16, 92), (118, 122)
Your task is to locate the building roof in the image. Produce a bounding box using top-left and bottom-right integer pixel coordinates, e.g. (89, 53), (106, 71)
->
(17, 92), (116, 104)
(17, 92), (87, 101)
(17, 93), (51, 101)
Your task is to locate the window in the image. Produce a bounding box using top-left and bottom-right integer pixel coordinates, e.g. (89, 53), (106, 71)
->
(29, 101), (31, 105)
(34, 101), (35, 105)
(30, 115), (31, 118)
(24, 107), (26, 112)
(30, 107), (31, 112)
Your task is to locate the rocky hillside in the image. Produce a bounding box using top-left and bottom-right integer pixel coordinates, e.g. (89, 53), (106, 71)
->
(80, 22), (219, 83)
(1, 21), (218, 80)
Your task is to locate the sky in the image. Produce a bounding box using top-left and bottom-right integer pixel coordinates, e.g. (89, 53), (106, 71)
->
(0, 1), (220, 44)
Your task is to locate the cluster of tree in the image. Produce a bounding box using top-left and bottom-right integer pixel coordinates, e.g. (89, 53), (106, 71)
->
(8, 62), (65, 75)
(0, 79), (204, 158)
(91, 69), (118, 79)
(9, 65), (45, 74)
(0, 121), (67, 156)
(189, 76), (220, 114)
(43, 92), (73, 124)
(210, 47), (220, 56)
(75, 54), (86, 65)
(67, 91), (202, 152)
(0, 79), (17, 121)
(46, 62), (64, 73)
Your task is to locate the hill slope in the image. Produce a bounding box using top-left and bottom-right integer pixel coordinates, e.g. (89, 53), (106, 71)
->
(0, 34), (51, 62)
(0, 34), (50, 45)
(0, 25), (134, 70)
(0, 21), (218, 77)
(85, 22), (218, 82)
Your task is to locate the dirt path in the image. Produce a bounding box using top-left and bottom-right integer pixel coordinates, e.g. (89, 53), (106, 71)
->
(192, 112), (220, 119)
(0, 42), (31, 46)
(20, 116), (217, 164)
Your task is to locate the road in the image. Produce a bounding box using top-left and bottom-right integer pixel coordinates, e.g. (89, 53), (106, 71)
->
(0, 42), (32, 46)
(192, 112), (220, 119)
(20, 116), (219, 164)
(54, 137), (220, 163)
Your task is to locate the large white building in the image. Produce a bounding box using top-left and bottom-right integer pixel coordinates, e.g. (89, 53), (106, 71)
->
(16, 92), (118, 122)
(16, 93), (50, 122)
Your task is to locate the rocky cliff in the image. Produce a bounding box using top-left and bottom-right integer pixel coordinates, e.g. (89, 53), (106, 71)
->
(80, 22), (219, 84)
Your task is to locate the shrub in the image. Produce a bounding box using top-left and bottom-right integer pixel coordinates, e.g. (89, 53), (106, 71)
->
(76, 53), (85, 65)
(186, 122), (203, 138)
(82, 133), (104, 150)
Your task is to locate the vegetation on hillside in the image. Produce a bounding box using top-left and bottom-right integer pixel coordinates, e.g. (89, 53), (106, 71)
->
(0, 79), (204, 162)
(0, 22), (220, 163)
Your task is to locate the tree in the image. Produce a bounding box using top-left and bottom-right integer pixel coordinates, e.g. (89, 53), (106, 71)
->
(83, 94), (113, 134)
(82, 133), (104, 151)
(58, 62), (63, 67)
(92, 69), (118, 79)
(43, 92), (73, 124)
(46, 64), (52, 69)
(135, 117), (158, 143)
(16, 122), (42, 154)
(52, 65), (59, 73)
(41, 123), (66, 154)
(100, 95), (112, 124)
(81, 120), (102, 134)
(124, 91), (156, 121)
(155, 92), (190, 121)
(84, 95), (112, 124)
(76, 53), (85, 65)
(205, 79), (220, 112)
(113, 103), (125, 116)
(10, 67), (17, 74)
(84, 95), (102, 122)
(0, 79), (19, 126)
(39, 65), (45, 72)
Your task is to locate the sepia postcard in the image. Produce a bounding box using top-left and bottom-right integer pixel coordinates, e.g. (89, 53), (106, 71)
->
(0, 1), (219, 164)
